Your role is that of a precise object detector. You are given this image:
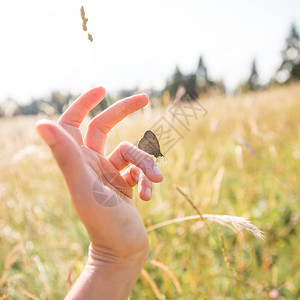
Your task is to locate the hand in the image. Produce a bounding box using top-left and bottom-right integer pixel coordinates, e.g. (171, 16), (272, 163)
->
(36, 87), (163, 300)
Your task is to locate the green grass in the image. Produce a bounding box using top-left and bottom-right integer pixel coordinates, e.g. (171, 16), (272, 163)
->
(1, 84), (300, 299)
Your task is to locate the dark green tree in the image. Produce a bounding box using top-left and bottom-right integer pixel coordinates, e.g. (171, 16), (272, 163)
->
(196, 55), (208, 87)
(236, 59), (261, 93)
(247, 59), (260, 91)
(166, 66), (185, 99)
(195, 56), (220, 95)
(276, 23), (300, 83)
(183, 74), (197, 100)
(164, 56), (224, 101)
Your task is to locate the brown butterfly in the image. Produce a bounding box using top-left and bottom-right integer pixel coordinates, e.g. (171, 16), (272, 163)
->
(138, 130), (163, 158)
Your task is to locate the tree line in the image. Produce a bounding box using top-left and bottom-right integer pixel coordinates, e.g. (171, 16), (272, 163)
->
(164, 22), (300, 99)
(1, 23), (299, 117)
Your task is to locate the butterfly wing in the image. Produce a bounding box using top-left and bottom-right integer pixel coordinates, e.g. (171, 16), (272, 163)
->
(138, 138), (157, 156)
(138, 130), (162, 157)
(144, 130), (161, 152)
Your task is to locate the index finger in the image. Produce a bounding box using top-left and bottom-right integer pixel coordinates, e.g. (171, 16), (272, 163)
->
(58, 86), (106, 145)
(84, 93), (149, 153)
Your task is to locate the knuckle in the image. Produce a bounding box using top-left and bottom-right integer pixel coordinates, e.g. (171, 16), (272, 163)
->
(119, 141), (135, 155)
(130, 166), (140, 182)
(119, 141), (131, 148)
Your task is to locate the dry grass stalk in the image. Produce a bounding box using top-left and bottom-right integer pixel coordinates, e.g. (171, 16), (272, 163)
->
(153, 242), (165, 260)
(20, 288), (40, 300)
(212, 166), (225, 205)
(141, 269), (165, 300)
(0, 243), (21, 288)
(175, 185), (208, 230)
(235, 145), (243, 169)
(150, 259), (183, 296)
(67, 264), (73, 291)
(235, 136), (258, 157)
(33, 255), (50, 296)
(0, 283), (9, 300)
(147, 214), (264, 240)
(217, 227), (231, 274)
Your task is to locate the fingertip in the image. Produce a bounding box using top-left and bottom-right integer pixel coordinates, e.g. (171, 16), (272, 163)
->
(36, 119), (60, 129)
(87, 86), (106, 99)
(144, 187), (152, 201)
(139, 93), (149, 106)
(130, 93), (149, 108)
(36, 119), (51, 128)
(155, 174), (164, 182)
(138, 186), (152, 201)
(35, 120), (57, 146)
(92, 85), (106, 93)
(146, 166), (163, 183)
(137, 173), (153, 201)
(36, 119), (57, 130)
(96, 86), (106, 95)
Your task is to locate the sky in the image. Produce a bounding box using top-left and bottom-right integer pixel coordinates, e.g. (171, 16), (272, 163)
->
(0, 0), (300, 103)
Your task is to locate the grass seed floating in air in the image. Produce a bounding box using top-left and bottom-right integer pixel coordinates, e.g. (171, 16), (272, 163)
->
(88, 33), (93, 42)
(80, 6), (93, 42)
(80, 6), (88, 31)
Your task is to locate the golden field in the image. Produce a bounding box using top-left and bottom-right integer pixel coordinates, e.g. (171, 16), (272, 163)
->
(0, 83), (300, 299)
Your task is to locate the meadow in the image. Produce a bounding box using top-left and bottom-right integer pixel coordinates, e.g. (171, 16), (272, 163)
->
(0, 83), (300, 299)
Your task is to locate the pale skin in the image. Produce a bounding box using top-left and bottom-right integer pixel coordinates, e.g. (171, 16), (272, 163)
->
(36, 87), (163, 300)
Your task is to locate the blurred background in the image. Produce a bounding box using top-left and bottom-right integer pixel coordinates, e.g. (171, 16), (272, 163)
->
(0, 0), (300, 112)
(0, 1), (300, 299)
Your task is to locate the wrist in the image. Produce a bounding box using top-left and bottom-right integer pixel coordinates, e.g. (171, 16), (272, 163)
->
(65, 244), (149, 300)
(87, 242), (149, 266)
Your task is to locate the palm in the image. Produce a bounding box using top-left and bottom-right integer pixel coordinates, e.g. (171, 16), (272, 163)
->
(82, 146), (132, 207)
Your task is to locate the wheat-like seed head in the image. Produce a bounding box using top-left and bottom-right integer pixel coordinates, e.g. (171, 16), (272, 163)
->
(204, 214), (265, 240)
(80, 5), (93, 42)
(147, 214), (264, 240)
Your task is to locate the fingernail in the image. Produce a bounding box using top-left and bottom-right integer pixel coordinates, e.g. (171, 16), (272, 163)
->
(153, 166), (163, 177)
(145, 187), (152, 199)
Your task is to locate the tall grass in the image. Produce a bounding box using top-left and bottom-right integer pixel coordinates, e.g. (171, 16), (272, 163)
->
(0, 84), (300, 299)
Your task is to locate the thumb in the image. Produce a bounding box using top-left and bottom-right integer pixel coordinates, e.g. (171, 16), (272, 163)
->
(36, 120), (87, 188)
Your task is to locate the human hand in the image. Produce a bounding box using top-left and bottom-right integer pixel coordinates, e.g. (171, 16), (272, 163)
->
(36, 87), (163, 299)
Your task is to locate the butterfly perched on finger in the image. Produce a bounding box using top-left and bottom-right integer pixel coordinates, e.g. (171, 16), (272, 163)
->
(138, 130), (163, 158)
